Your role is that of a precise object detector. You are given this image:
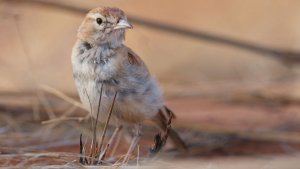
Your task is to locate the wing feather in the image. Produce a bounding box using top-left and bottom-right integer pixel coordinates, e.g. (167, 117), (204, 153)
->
(126, 47), (143, 65)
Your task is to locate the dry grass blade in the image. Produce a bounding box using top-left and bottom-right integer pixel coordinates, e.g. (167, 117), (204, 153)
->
(92, 83), (103, 157)
(83, 87), (96, 164)
(39, 84), (86, 110)
(37, 90), (56, 120)
(98, 92), (118, 163)
(42, 115), (89, 124)
(0, 152), (86, 159)
(77, 90), (118, 166)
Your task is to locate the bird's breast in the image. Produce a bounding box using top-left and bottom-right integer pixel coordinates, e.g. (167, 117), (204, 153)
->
(73, 48), (123, 82)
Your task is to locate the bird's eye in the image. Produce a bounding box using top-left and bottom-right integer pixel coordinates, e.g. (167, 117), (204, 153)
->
(96, 18), (103, 25)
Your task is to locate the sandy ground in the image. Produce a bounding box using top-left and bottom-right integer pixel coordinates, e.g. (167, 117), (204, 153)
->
(1, 95), (300, 168)
(160, 154), (300, 169)
(167, 97), (300, 131)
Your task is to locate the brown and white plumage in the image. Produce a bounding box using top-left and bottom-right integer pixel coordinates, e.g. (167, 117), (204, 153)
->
(71, 6), (186, 152)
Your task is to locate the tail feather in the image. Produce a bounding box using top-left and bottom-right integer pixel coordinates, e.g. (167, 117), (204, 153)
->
(168, 127), (188, 151)
(152, 106), (188, 151)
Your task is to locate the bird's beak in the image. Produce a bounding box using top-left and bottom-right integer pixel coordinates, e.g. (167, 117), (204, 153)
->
(114, 19), (133, 30)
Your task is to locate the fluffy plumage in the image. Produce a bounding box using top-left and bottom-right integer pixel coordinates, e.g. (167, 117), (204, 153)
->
(71, 6), (186, 150)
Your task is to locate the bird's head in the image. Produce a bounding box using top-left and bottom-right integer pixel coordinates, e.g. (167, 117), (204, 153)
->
(77, 7), (132, 47)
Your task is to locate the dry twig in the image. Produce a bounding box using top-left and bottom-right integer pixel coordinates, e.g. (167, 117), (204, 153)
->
(39, 84), (86, 110)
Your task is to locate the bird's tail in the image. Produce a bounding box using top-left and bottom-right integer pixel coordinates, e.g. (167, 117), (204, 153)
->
(152, 106), (188, 152)
(168, 127), (188, 151)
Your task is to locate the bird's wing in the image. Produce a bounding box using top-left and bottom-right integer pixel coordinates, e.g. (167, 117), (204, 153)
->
(126, 47), (144, 66)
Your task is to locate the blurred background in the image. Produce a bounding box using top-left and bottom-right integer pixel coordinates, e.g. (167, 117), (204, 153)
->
(1, 0), (300, 168)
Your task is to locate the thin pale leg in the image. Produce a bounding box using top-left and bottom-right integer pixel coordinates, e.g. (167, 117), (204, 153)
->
(98, 125), (123, 161)
(122, 124), (142, 163)
(109, 127), (124, 158)
(107, 125), (123, 151)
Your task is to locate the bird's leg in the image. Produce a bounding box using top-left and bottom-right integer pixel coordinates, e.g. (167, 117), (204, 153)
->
(98, 125), (123, 162)
(122, 124), (142, 164)
(109, 127), (124, 158)
(107, 125), (123, 151)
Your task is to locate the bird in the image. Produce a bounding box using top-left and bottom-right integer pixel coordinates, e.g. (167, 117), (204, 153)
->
(71, 6), (187, 160)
